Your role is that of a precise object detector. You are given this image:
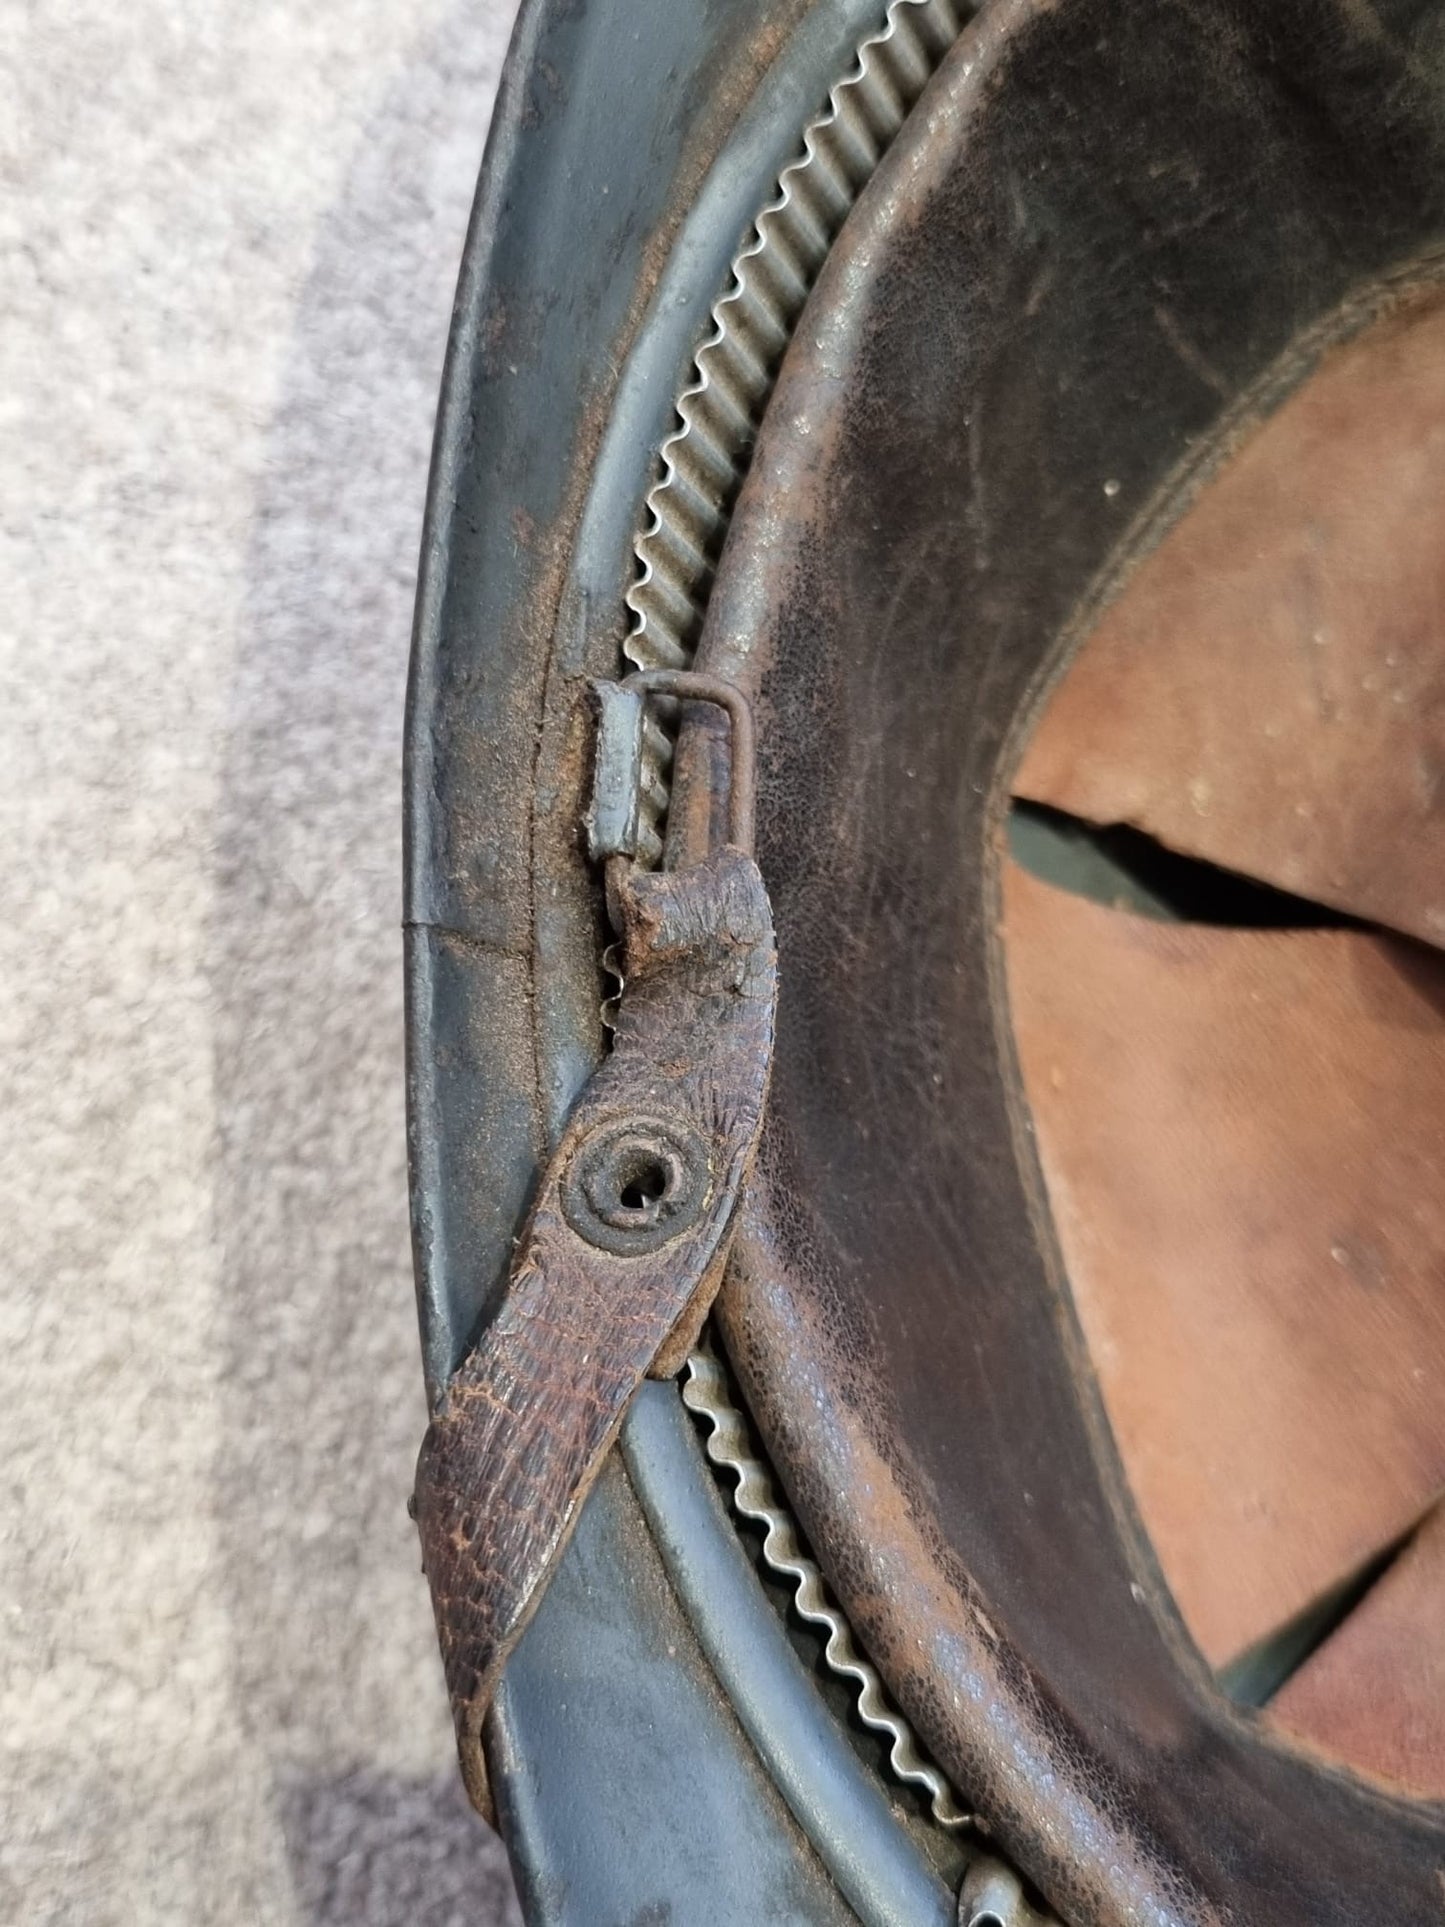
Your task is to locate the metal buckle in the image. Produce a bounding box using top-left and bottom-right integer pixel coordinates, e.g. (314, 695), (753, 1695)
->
(586, 669), (756, 864)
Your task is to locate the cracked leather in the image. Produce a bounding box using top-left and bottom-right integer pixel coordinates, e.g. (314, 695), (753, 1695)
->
(664, 0), (1445, 1918)
(414, 846), (776, 1817)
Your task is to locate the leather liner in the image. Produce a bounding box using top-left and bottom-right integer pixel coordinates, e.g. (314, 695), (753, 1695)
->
(665, 0), (1445, 1919)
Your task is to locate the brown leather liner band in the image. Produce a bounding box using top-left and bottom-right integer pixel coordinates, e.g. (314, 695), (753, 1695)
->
(663, 0), (1445, 1918)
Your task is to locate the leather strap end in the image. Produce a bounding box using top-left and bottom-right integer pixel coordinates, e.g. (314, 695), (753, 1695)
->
(414, 847), (777, 1815)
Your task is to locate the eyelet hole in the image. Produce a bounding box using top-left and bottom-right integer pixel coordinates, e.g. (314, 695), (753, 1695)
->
(617, 1154), (670, 1213)
(560, 1115), (712, 1255)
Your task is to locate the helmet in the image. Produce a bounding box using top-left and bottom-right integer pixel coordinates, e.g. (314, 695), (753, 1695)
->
(407, 2), (1445, 1918)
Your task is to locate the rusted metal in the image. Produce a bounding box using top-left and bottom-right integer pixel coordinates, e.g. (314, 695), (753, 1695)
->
(589, 670), (758, 862)
(613, 669), (757, 855)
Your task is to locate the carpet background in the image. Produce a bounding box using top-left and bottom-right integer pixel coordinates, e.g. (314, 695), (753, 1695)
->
(3, 3), (524, 1920)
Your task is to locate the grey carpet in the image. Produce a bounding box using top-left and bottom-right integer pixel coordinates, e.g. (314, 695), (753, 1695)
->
(2, 2), (524, 1920)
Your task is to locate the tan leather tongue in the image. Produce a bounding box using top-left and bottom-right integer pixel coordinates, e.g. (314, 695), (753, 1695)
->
(1005, 282), (1445, 1792)
(1001, 859), (1445, 1678)
(1016, 285), (1445, 947)
(1267, 1498), (1445, 1801)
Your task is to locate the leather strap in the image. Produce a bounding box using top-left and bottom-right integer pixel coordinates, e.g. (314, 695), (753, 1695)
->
(414, 842), (776, 1815)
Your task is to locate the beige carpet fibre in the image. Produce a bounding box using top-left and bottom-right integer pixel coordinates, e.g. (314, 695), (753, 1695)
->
(2, 2), (524, 1920)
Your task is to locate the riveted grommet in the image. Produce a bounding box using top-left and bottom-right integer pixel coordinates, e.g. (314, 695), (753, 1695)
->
(560, 1114), (713, 1256)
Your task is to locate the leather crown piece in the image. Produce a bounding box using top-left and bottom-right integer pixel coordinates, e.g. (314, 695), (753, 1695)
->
(408, 0), (1445, 1919)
